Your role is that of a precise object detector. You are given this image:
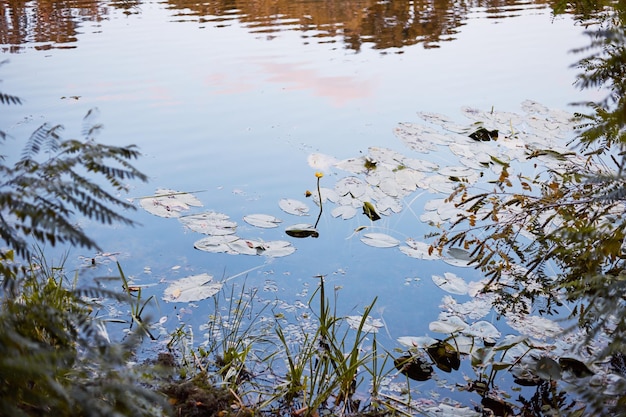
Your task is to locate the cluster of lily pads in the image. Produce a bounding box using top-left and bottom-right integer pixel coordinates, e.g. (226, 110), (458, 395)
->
(136, 100), (618, 414)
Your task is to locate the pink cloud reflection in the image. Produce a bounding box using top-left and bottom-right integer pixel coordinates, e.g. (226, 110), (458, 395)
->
(204, 58), (377, 107)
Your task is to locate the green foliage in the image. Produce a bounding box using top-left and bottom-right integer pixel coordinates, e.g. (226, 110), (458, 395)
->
(0, 109), (148, 260)
(432, 2), (626, 414)
(0, 250), (168, 416)
(0, 64), (162, 416)
(0, 70), (147, 283)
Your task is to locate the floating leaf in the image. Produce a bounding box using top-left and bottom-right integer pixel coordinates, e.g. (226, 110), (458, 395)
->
(465, 321), (501, 344)
(559, 357), (594, 378)
(423, 404), (481, 417)
(285, 224), (319, 238)
(432, 272), (468, 295)
(481, 397), (514, 417)
(307, 153), (338, 170)
(139, 188), (203, 218)
(429, 316), (468, 334)
(494, 335), (528, 351)
(334, 157), (369, 174)
(194, 235), (240, 254)
(260, 240), (297, 257)
(279, 198), (310, 216)
(360, 233), (399, 248)
(426, 340), (460, 372)
(335, 176), (367, 198)
(345, 315), (384, 333)
(535, 356), (562, 381)
(397, 335), (438, 349)
(243, 214), (282, 228)
(399, 239), (440, 260)
(362, 201), (381, 221)
(331, 205), (357, 220)
(471, 346), (496, 368)
(446, 248), (472, 262)
(506, 314), (562, 340)
(440, 295), (492, 320)
(163, 273), (222, 302)
(394, 355), (433, 381)
(224, 239), (296, 257)
(469, 127), (498, 141)
(180, 212), (236, 235)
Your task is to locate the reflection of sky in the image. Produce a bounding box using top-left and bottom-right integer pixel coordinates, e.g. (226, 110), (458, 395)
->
(0, 3), (594, 400)
(205, 57), (378, 107)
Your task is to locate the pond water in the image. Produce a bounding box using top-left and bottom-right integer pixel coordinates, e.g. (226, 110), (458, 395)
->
(0, 0), (599, 412)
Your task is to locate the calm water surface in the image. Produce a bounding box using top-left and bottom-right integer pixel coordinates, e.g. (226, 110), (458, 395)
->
(0, 0), (595, 406)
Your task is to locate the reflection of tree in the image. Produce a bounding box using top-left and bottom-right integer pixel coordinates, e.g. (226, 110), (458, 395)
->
(2, 0), (553, 53)
(0, 0), (108, 52)
(169, 0), (551, 51)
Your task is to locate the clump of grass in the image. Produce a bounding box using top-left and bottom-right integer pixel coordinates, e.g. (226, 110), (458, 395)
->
(162, 274), (401, 417)
(0, 248), (169, 417)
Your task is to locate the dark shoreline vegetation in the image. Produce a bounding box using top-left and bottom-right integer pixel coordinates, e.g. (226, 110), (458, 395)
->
(2, 0), (626, 416)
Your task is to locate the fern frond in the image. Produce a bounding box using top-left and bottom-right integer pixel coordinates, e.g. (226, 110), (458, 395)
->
(20, 123), (63, 161)
(0, 92), (22, 105)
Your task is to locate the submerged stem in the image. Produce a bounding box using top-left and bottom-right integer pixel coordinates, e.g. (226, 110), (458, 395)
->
(314, 176), (323, 229)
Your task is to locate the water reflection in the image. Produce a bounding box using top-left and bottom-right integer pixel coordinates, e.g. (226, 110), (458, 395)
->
(1, 0), (553, 52)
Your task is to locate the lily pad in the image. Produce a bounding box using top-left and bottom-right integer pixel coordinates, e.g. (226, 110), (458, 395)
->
(307, 153), (338, 170)
(535, 356), (562, 381)
(285, 224), (319, 238)
(331, 205), (357, 220)
(227, 239), (297, 257)
(259, 240), (297, 257)
(139, 188), (203, 218)
(194, 235), (240, 254)
(559, 357), (594, 378)
(432, 272), (468, 295)
(426, 340), (461, 372)
(465, 320), (501, 344)
(279, 198), (310, 216)
(345, 315), (384, 333)
(394, 355), (433, 381)
(429, 315), (469, 334)
(397, 335), (438, 349)
(399, 239), (440, 260)
(360, 233), (400, 248)
(362, 201), (381, 221)
(180, 212), (237, 235)
(163, 273), (222, 302)
(335, 176), (367, 198)
(243, 214), (282, 228)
